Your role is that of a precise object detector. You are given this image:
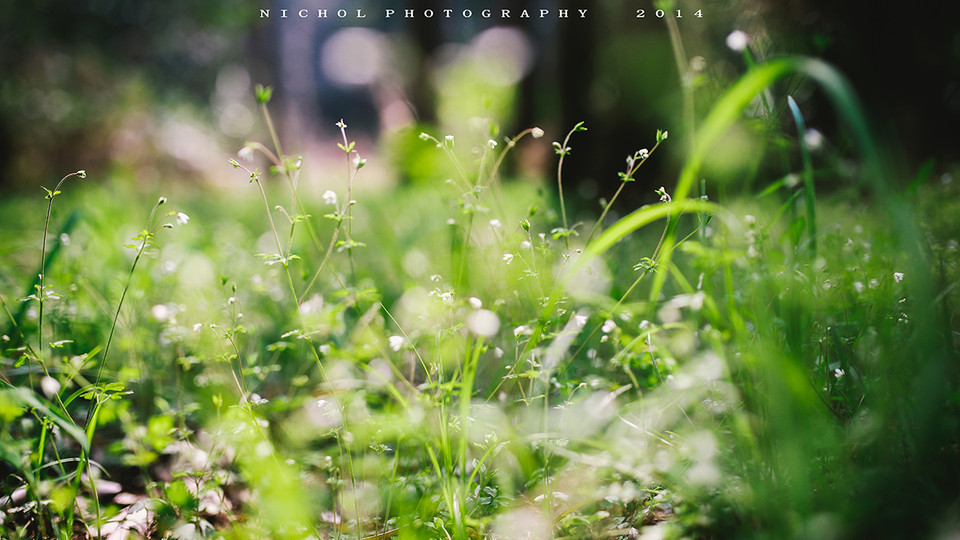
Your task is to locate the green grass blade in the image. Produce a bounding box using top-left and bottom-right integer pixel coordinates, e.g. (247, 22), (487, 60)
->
(787, 95), (817, 255)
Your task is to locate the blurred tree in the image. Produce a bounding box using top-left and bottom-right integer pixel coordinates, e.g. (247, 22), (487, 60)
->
(0, 0), (256, 191)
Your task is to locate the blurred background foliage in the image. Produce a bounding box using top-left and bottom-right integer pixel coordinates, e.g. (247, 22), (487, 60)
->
(0, 0), (257, 191)
(2, 0), (958, 198)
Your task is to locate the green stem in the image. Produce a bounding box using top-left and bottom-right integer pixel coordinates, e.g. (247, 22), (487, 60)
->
(38, 171), (85, 362)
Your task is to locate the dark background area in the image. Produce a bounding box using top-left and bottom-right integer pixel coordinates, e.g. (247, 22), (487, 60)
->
(1, 0), (957, 204)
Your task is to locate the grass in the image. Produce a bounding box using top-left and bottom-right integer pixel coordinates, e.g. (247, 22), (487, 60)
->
(1, 49), (959, 540)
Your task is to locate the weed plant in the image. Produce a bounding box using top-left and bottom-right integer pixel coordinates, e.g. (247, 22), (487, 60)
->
(1, 40), (959, 540)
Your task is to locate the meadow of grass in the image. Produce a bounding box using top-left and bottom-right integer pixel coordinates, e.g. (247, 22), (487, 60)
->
(1, 53), (959, 540)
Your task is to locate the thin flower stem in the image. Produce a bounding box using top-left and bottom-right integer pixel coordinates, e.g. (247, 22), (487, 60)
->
(38, 171), (84, 358)
(92, 197), (165, 400)
(584, 139), (665, 247)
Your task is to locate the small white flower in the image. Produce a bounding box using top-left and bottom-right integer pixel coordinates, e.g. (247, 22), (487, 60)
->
(238, 144), (255, 163)
(444, 135), (454, 147)
(502, 253), (514, 264)
(489, 219), (502, 229)
(250, 393), (269, 405)
(468, 297), (483, 309)
(487, 139), (498, 149)
(726, 30), (749, 52)
(388, 335), (404, 351)
(573, 314), (588, 327)
(661, 131), (668, 140)
(192, 323), (203, 333)
(893, 272), (904, 283)
(637, 148), (649, 160)
(41, 376), (61, 397)
(430, 274), (443, 283)
(151, 304), (171, 322)
(531, 127), (545, 138)
(176, 212), (190, 225)
(322, 190), (338, 206)
(834, 368), (845, 378)
(513, 325), (531, 338)
(602, 319), (617, 333)
(419, 132), (430, 141)
(804, 128), (824, 150)
(158, 196), (167, 205)
(520, 240), (532, 250)
(467, 309), (500, 337)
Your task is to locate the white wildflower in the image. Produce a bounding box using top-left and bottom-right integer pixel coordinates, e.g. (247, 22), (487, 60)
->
(726, 30), (749, 52)
(602, 319), (617, 333)
(893, 272), (904, 283)
(467, 309), (500, 337)
(502, 253), (514, 264)
(531, 127), (545, 138)
(41, 376), (61, 397)
(468, 297), (483, 309)
(804, 128), (824, 150)
(388, 335), (404, 352)
(151, 304), (171, 322)
(238, 144), (255, 163)
(322, 190), (338, 206)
